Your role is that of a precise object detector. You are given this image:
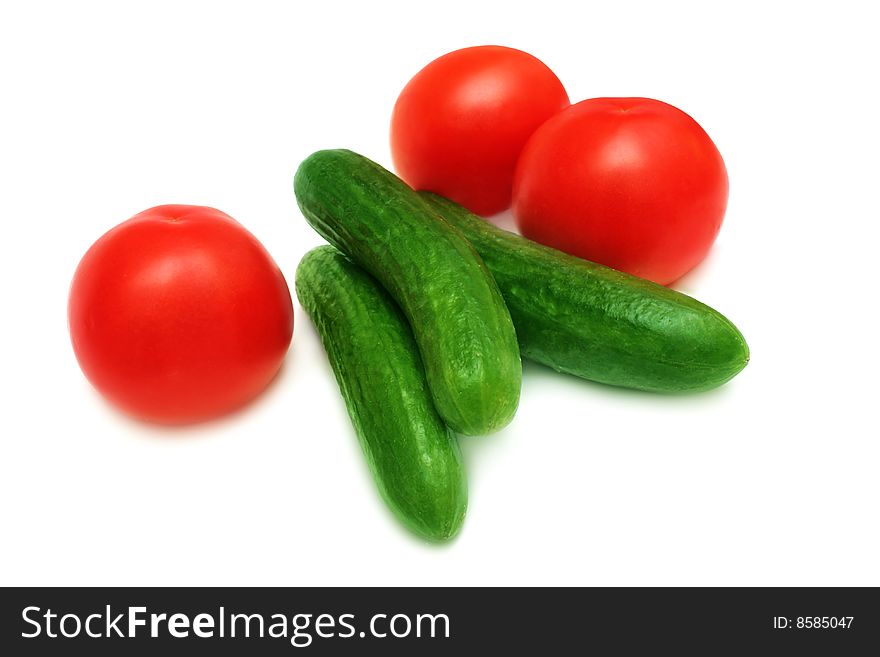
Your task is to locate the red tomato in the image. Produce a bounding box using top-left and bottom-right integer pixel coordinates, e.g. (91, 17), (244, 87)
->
(391, 45), (569, 216)
(68, 205), (294, 424)
(513, 98), (729, 285)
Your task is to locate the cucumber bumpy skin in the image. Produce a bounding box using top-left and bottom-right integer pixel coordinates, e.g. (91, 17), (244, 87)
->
(296, 246), (467, 542)
(422, 192), (749, 393)
(294, 150), (521, 435)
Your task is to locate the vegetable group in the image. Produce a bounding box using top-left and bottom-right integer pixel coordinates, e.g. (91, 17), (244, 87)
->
(294, 149), (522, 436)
(68, 204), (293, 424)
(422, 193), (749, 392)
(296, 246), (467, 541)
(68, 44), (751, 543)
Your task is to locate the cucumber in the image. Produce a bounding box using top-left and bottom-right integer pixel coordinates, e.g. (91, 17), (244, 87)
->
(421, 193), (749, 392)
(295, 246), (467, 542)
(294, 149), (521, 435)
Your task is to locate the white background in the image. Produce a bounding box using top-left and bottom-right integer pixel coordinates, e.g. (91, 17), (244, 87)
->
(1, 1), (878, 586)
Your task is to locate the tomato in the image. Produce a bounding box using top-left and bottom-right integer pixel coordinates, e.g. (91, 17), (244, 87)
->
(68, 205), (294, 424)
(513, 98), (729, 285)
(391, 45), (569, 216)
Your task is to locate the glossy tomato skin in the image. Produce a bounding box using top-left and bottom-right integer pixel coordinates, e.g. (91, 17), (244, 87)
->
(68, 205), (294, 424)
(391, 45), (569, 216)
(513, 98), (728, 285)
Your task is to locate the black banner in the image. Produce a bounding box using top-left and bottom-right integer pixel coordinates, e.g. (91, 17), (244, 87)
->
(1, 587), (877, 654)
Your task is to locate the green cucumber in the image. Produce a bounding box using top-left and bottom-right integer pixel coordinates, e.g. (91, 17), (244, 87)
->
(422, 193), (749, 393)
(294, 149), (521, 435)
(295, 246), (467, 542)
